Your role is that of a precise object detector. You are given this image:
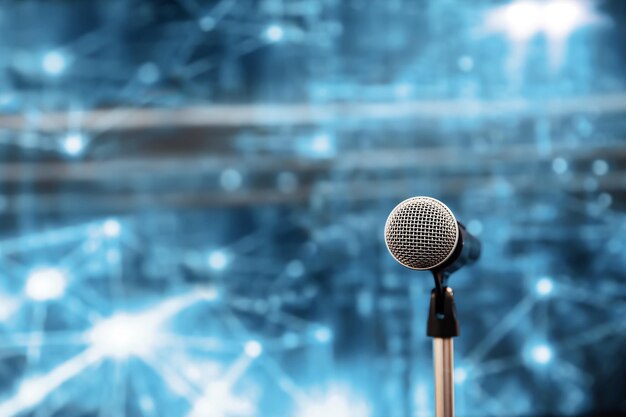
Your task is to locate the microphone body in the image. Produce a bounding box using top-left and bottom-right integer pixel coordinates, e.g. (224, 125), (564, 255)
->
(383, 196), (481, 417)
(437, 222), (481, 275)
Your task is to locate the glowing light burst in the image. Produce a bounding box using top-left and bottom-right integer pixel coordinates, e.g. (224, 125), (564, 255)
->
(208, 249), (230, 270)
(503, 1), (543, 41)
(0, 217), (330, 417)
(244, 340), (263, 358)
(543, 0), (593, 40)
(187, 381), (255, 417)
(102, 219), (122, 237)
(61, 132), (86, 156)
(535, 277), (554, 297)
(483, 0), (605, 71)
(88, 313), (158, 359)
(296, 386), (371, 417)
(264, 24), (285, 42)
(89, 290), (215, 359)
(41, 51), (67, 75)
(25, 267), (68, 301)
(313, 326), (332, 343)
(484, 0), (603, 41)
(0, 1), (623, 413)
(530, 343), (553, 365)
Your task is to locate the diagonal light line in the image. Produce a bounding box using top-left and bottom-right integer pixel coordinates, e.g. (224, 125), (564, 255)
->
(139, 289), (216, 325)
(467, 356), (524, 379)
(559, 319), (626, 350)
(87, 288), (216, 359)
(221, 352), (256, 387)
(142, 354), (201, 402)
(186, 352), (257, 417)
(557, 283), (626, 307)
(466, 295), (536, 364)
(0, 331), (87, 350)
(0, 222), (98, 254)
(0, 347), (103, 417)
(467, 382), (510, 417)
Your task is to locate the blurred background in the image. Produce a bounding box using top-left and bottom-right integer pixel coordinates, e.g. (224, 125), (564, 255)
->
(0, 0), (625, 416)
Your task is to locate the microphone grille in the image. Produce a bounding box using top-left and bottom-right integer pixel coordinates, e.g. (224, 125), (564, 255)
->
(384, 197), (459, 270)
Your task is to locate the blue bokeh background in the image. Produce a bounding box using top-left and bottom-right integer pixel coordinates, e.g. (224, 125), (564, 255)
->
(0, 0), (625, 416)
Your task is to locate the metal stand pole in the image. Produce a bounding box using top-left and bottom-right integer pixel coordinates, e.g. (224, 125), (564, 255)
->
(427, 277), (459, 417)
(433, 338), (454, 417)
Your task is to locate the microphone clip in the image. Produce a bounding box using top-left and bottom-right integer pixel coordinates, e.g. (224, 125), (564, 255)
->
(427, 271), (460, 338)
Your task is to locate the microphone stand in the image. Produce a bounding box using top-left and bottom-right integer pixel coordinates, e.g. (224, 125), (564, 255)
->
(427, 271), (459, 417)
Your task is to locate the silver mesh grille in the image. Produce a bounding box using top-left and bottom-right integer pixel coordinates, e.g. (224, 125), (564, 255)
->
(384, 197), (459, 270)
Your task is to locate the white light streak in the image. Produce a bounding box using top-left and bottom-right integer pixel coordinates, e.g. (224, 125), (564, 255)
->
(0, 348), (102, 416)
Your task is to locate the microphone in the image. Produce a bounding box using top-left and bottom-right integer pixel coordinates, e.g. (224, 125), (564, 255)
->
(384, 197), (480, 417)
(384, 196), (480, 275)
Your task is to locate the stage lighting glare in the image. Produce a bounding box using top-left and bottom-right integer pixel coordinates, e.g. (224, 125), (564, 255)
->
(16, 377), (47, 407)
(504, 1), (542, 41)
(88, 313), (157, 359)
(62, 133), (85, 156)
(535, 277), (554, 297)
(42, 51), (66, 75)
(542, 0), (586, 39)
(486, 0), (598, 42)
(531, 344), (553, 365)
(208, 250), (229, 271)
(244, 340), (263, 358)
(297, 387), (370, 417)
(103, 219), (121, 237)
(264, 24), (285, 42)
(25, 268), (68, 301)
(189, 381), (255, 417)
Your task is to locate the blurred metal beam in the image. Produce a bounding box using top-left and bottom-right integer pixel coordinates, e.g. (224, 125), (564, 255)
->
(0, 142), (623, 182)
(2, 93), (626, 131)
(0, 171), (623, 215)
